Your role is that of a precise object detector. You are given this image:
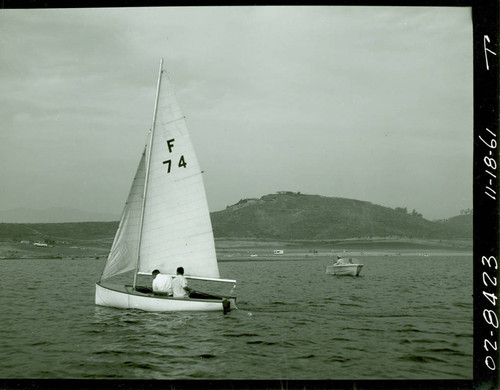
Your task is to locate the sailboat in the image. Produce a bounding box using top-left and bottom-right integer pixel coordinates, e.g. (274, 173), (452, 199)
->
(95, 59), (237, 312)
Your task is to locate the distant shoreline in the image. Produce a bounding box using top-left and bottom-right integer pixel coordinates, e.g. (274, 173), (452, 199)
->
(0, 236), (471, 261)
(1, 250), (472, 262)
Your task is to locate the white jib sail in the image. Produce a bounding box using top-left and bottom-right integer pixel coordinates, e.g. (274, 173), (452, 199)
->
(138, 63), (220, 279)
(100, 150), (147, 280)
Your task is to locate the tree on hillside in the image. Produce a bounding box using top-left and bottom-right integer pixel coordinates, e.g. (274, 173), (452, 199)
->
(411, 209), (423, 218)
(394, 207), (422, 218)
(395, 207), (408, 214)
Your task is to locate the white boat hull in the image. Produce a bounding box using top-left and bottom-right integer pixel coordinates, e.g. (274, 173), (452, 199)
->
(326, 264), (363, 276)
(95, 282), (236, 312)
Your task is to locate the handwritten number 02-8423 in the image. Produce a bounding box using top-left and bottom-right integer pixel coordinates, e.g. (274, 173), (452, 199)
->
(481, 255), (499, 371)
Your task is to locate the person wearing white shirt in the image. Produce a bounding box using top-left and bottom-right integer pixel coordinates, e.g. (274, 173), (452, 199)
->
(152, 269), (173, 296)
(172, 267), (193, 298)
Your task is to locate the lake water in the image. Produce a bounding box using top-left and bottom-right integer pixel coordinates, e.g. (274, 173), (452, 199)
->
(0, 254), (472, 380)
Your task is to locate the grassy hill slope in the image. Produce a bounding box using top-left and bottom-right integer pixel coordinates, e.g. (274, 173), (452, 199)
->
(211, 193), (471, 240)
(0, 222), (118, 242)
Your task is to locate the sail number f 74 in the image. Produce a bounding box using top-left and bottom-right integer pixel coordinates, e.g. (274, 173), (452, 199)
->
(162, 138), (187, 173)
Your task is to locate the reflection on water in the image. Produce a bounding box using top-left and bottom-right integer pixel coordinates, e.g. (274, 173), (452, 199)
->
(0, 255), (472, 379)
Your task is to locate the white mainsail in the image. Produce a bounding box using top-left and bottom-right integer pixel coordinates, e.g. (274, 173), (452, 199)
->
(100, 59), (220, 282)
(138, 63), (219, 278)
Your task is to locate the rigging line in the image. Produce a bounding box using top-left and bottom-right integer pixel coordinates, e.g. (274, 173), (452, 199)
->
(157, 116), (186, 126)
(169, 171), (206, 183)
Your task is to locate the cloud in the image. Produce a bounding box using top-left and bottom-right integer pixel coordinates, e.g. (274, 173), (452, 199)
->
(0, 6), (473, 220)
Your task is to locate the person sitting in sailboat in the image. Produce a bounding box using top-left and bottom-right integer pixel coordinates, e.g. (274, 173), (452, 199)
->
(335, 256), (344, 265)
(172, 267), (194, 298)
(152, 269), (173, 296)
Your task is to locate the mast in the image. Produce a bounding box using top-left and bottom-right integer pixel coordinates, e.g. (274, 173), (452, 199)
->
(133, 58), (164, 289)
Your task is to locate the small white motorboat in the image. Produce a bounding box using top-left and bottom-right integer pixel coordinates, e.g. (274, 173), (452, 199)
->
(326, 257), (363, 276)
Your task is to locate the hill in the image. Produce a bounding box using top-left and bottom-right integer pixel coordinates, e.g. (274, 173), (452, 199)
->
(0, 193), (472, 259)
(0, 222), (118, 242)
(0, 194), (472, 242)
(0, 222), (118, 259)
(210, 192), (472, 240)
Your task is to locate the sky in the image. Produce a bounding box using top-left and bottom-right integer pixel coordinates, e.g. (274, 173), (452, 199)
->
(0, 6), (473, 221)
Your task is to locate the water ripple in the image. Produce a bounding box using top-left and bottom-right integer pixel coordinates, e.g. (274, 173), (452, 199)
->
(0, 256), (472, 379)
